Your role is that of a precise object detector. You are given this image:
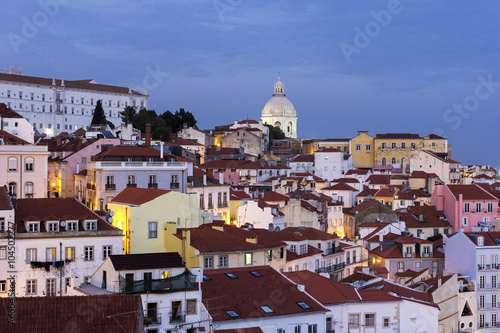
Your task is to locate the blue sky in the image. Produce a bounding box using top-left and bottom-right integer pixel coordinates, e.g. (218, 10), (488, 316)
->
(2, 0), (499, 167)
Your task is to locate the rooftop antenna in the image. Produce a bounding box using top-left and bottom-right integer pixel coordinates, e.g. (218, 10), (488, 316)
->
(278, 71), (280, 80)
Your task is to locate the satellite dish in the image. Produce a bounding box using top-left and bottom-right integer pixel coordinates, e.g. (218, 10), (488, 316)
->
(109, 211), (115, 217)
(60, 220), (66, 227)
(108, 217), (113, 223)
(195, 250), (200, 256)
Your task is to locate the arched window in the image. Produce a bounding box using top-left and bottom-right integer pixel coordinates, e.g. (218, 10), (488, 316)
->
(8, 182), (17, 199)
(381, 157), (387, 166)
(25, 182), (34, 198)
(400, 157), (405, 166)
(274, 121), (281, 128)
(287, 122), (292, 134)
(391, 157), (397, 165)
(25, 157), (34, 171)
(8, 157), (17, 172)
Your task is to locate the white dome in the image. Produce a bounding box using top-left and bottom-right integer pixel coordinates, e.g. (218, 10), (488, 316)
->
(262, 96), (297, 117)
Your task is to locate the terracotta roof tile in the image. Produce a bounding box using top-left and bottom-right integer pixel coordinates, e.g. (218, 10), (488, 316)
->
(109, 252), (184, 270)
(0, 186), (13, 210)
(111, 187), (172, 205)
(290, 154), (314, 163)
(447, 184), (498, 201)
(0, 103), (23, 118)
(366, 174), (392, 185)
(0, 129), (30, 145)
(375, 133), (422, 139)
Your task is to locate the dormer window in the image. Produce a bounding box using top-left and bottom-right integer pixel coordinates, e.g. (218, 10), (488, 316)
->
(478, 236), (484, 246)
(67, 221), (77, 231)
(299, 244), (307, 254)
(27, 222), (39, 233)
(290, 245), (297, 253)
(85, 221), (97, 231)
(47, 222), (59, 232)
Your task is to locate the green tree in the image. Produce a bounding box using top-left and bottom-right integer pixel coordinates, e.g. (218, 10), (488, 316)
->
(160, 108), (197, 134)
(152, 127), (170, 141)
(120, 106), (136, 124)
(91, 100), (115, 129)
(265, 124), (286, 149)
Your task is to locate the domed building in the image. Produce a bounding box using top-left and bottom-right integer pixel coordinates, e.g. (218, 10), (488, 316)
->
(261, 76), (298, 138)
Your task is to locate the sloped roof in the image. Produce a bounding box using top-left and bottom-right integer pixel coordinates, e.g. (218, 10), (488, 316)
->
(362, 280), (436, 306)
(202, 266), (326, 322)
(0, 103), (23, 118)
(282, 227), (338, 241)
(111, 187), (172, 205)
(0, 294), (143, 332)
(322, 183), (357, 191)
(345, 169), (370, 175)
(347, 200), (378, 214)
(398, 205), (451, 228)
(0, 129), (30, 145)
(447, 184), (498, 201)
(290, 154), (314, 163)
(260, 191), (289, 202)
(0, 186), (13, 210)
(375, 133), (422, 139)
(366, 174), (392, 185)
(109, 252), (184, 270)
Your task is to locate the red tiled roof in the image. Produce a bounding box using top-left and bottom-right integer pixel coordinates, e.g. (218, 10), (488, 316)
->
(109, 252), (185, 270)
(365, 232), (401, 243)
(260, 191), (289, 202)
(290, 154), (314, 163)
(345, 169), (370, 175)
(202, 266), (326, 321)
(464, 231), (500, 246)
(354, 266), (389, 276)
(322, 183), (356, 191)
(315, 147), (343, 153)
(230, 189), (251, 200)
(347, 200), (378, 214)
(407, 188), (431, 198)
(0, 294), (142, 332)
(375, 133), (422, 139)
(0, 73), (145, 95)
(165, 137), (204, 146)
(366, 174), (392, 185)
(0, 186), (13, 210)
(13, 198), (118, 231)
(0, 103), (23, 118)
(398, 205), (451, 228)
(0, 129), (30, 145)
(111, 187), (172, 205)
(286, 270), (399, 304)
(362, 280), (435, 306)
(410, 171), (439, 179)
(198, 159), (250, 169)
(94, 145), (190, 162)
(332, 178), (360, 183)
(240, 160), (290, 170)
(282, 227), (338, 241)
(206, 147), (242, 156)
(287, 245), (323, 261)
(447, 184), (498, 201)
(216, 328), (263, 333)
(238, 119), (259, 124)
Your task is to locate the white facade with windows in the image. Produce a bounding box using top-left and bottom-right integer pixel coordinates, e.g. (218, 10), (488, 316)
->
(0, 71), (147, 136)
(0, 144), (48, 198)
(314, 148), (352, 181)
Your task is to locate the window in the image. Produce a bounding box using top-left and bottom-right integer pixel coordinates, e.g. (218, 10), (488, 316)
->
(103, 245), (112, 259)
(415, 261), (422, 269)
(0, 280), (6, 293)
(171, 174), (178, 184)
(410, 142), (416, 150)
(187, 299), (197, 315)
(290, 245), (296, 252)
(480, 275), (486, 289)
(27, 280), (36, 295)
(8, 157), (17, 171)
(85, 221), (97, 231)
(46, 279), (56, 296)
(0, 246), (6, 259)
(149, 174), (156, 184)
(204, 256), (213, 269)
(26, 248), (37, 263)
(0, 218), (4, 232)
(299, 244), (307, 254)
(479, 294), (485, 308)
(476, 202), (482, 212)
(488, 203), (494, 213)
(225, 310), (239, 318)
(462, 217), (468, 226)
(46, 248), (56, 261)
(479, 313), (485, 328)
(260, 305), (274, 313)
(81, 157), (86, 164)
(148, 221), (158, 238)
(365, 144), (371, 151)
(47, 222), (58, 232)
(381, 142), (387, 150)
(66, 247), (75, 261)
(349, 314), (360, 327)
(250, 271), (262, 277)
(477, 236), (484, 246)
(391, 157), (396, 165)
(280, 247), (284, 259)
(84, 246), (94, 261)
(492, 294), (497, 308)
(383, 317), (390, 328)
(106, 175), (114, 185)
(365, 313), (375, 327)
(381, 157), (387, 166)
(297, 302), (311, 310)
(25, 157), (34, 171)
(432, 261), (439, 273)
(219, 255), (228, 268)
(199, 195), (205, 209)
(67, 221), (77, 231)
(267, 249), (273, 261)
(294, 326), (301, 333)
(391, 142), (396, 150)
(307, 324), (317, 333)
(397, 261), (404, 272)
(356, 144), (361, 151)
(245, 252), (253, 265)
(25, 182), (34, 197)
(401, 142), (406, 150)
(127, 175), (136, 185)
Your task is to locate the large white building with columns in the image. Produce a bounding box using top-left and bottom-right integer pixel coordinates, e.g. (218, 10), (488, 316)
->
(0, 69), (148, 137)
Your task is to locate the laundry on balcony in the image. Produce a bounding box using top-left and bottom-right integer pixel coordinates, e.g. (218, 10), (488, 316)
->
(30, 261), (65, 271)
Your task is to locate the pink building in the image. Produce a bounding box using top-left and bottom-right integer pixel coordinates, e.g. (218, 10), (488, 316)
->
(431, 184), (500, 232)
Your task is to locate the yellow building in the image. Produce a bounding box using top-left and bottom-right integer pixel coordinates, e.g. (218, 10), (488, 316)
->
(229, 189), (251, 224)
(350, 131), (375, 168)
(302, 138), (350, 155)
(108, 187), (202, 254)
(164, 222), (287, 272)
(374, 133), (448, 168)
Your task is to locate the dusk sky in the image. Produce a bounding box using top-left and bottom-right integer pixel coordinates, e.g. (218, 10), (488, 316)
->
(2, 0), (499, 168)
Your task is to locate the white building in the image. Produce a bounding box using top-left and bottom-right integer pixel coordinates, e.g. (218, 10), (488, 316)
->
(0, 103), (34, 143)
(445, 230), (500, 331)
(0, 196), (123, 298)
(0, 70), (147, 136)
(0, 131), (48, 198)
(89, 252), (211, 333)
(237, 199), (285, 231)
(289, 154), (315, 174)
(261, 76), (298, 138)
(314, 148), (351, 181)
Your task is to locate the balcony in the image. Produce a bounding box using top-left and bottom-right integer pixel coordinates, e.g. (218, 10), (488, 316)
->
(404, 252), (414, 258)
(170, 182), (179, 189)
(148, 183), (158, 189)
(144, 313), (162, 325)
(459, 284), (475, 293)
(422, 252), (431, 258)
(479, 322), (500, 328)
(127, 183), (137, 188)
(88, 161), (190, 170)
(324, 246), (341, 255)
(478, 264), (499, 271)
(207, 203), (214, 209)
(119, 270), (197, 294)
(316, 262), (345, 273)
(219, 201), (228, 208)
(105, 184), (116, 190)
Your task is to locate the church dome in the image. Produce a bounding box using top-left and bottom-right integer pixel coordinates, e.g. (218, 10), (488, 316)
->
(261, 76), (297, 117)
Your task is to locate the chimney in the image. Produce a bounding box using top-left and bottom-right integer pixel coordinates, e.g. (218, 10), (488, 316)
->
(145, 123), (151, 146)
(56, 136), (62, 146)
(160, 141), (164, 159)
(203, 174), (207, 186)
(379, 231), (384, 242)
(219, 172), (224, 185)
(76, 163), (80, 174)
(437, 278), (442, 287)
